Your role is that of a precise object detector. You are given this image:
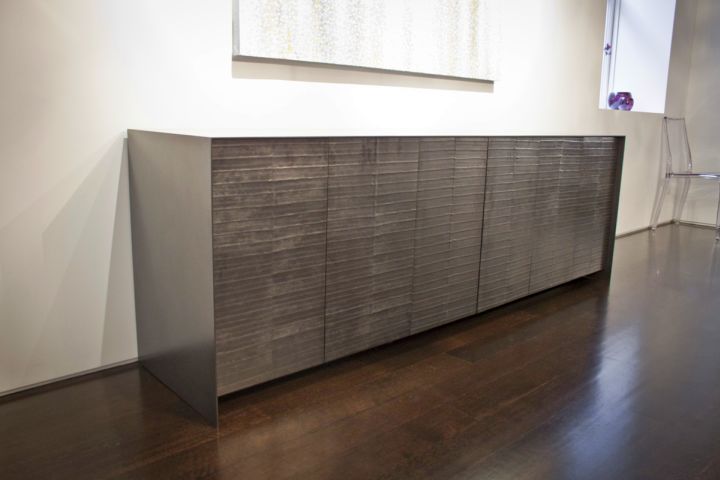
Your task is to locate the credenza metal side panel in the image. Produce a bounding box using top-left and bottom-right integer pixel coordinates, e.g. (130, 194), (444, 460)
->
(411, 137), (486, 334)
(128, 131), (218, 426)
(212, 138), (327, 395)
(325, 138), (418, 361)
(477, 138), (538, 312)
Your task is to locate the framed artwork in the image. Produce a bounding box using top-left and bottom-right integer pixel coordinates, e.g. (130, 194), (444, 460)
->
(233, 0), (499, 81)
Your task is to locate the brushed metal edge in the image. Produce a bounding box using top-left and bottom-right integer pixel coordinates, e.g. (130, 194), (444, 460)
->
(128, 130), (218, 426)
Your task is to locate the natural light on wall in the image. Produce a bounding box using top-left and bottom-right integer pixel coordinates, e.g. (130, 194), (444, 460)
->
(600, 0), (677, 113)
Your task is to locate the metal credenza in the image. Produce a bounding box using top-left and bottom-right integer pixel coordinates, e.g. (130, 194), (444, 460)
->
(128, 131), (623, 425)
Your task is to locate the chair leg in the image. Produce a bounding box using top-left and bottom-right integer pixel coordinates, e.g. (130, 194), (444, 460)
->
(715, 183), (720, 242)
(651, 177), (670, 231)
(673, 178), (690, 223)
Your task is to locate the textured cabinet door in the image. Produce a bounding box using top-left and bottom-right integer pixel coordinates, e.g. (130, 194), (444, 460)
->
(212, 138), (328, 395)
(411, 138), (486, 333)
(528, 138), (573, 292)
(528, 137), (618, 293)
(571, 137), (618, 278)
(477, 138), (539, 312)
(325, 138), (419, 361)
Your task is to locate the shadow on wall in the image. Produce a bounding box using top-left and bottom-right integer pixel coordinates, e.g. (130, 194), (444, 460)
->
(231, 57), (495, 93)
(0, 137), (136, 395)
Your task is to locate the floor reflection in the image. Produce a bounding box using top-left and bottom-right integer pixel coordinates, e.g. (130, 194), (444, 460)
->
(554, 225), (720, 479)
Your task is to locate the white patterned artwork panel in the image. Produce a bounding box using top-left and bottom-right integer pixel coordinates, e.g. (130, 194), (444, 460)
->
(233, 0), (499, 81)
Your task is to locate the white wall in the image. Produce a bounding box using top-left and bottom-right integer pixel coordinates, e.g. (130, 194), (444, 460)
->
(683, 0), (720, 226)
(0, 0), (696, 394)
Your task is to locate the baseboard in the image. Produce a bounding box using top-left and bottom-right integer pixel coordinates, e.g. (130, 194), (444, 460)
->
(615, 220), (717, 240)
(616, 221), (673, 239)
(677, 219), (718, 230)
(0, 358), (138, 399)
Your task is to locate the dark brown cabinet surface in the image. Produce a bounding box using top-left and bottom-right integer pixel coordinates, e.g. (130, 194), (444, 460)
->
(128, 131), (623, 425)
(211, 139), (328, 395)
(569, 137), (617, 280)
(477, 138), (537, 312)
(478, 137), (618, 312)
(412, 138), (486, 334)
(325, 138), (419, 361)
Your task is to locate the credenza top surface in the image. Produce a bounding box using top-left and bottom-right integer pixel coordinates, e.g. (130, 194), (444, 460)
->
(128, 129), (625, 140)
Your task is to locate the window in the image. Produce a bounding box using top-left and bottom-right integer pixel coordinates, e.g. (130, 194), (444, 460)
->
(599, 0), (677, 113)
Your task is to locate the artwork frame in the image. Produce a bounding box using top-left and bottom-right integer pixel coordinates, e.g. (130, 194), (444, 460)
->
(232, 0), (499, 82)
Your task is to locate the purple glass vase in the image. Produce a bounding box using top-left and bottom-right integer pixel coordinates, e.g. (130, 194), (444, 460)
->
(608, 92), (634, 111)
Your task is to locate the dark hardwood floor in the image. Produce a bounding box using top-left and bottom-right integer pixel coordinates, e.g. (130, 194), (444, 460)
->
(2, 224), (720, 480)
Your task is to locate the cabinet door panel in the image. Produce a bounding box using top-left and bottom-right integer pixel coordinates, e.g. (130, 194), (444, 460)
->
(480, 137), (618, 309)
(411, 138), (486, 333)
(528, 137), (618, 293)
(528, 138), (572, 292)
(212, 138), (327, 395)
(325, 138), (418, 361)
(572, 137), (618, 277)
(478, 138), (538, 312)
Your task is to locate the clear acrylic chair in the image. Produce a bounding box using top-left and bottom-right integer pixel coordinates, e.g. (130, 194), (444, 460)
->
(650, 117), (720, 241)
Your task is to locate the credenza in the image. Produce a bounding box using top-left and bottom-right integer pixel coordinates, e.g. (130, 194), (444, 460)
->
(128, 131), (623, 425)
